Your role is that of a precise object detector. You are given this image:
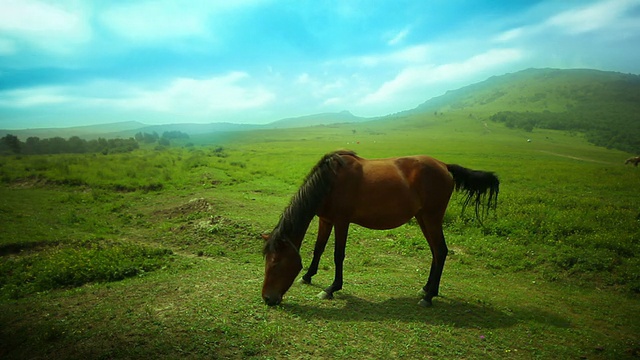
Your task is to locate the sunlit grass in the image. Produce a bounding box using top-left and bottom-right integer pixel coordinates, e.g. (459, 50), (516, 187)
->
(1, 114), (639, 358)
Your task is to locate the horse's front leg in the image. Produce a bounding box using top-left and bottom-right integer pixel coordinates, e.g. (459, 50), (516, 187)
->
(300, 218), (333, 284)
(318, 223), (349, 300)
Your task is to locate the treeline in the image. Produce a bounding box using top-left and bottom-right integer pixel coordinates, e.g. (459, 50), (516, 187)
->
(0, 131), (190, 156)
(134, 131), (189, 146)
(0, 135), (139, 155)
(490, 106), (640, 154)
(490, 111), (573, 132)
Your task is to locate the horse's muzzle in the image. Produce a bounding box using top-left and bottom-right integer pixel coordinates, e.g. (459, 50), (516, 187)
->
(263, 294), (282, 306)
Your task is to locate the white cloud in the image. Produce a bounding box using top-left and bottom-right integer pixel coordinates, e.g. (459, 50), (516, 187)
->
(0, 86), (69, 107)
(147, 72), (275, 113)
(322, 97), (342, 106)
(387, 27), (410, 46)
(296, 73), (311, 84)
(494, 0), (640, 44)
(493, 28), (525, 43)
(0, 0), (91, 53)
(360, 48), (524, 106)
(0, 72), (275, 120)
(545, 0), (640, 35)
(348, 44), (432, 67)
(100, 0), (270, 43)
(121, 73), (276, 118)
(101, 2), (209, 42)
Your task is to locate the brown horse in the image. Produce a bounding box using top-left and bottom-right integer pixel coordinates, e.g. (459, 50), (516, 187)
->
(262, 150), (499, 307)
(625, 156), (640, 166)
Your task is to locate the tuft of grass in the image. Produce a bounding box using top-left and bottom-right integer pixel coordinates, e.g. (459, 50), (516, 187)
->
(0, 239), (174, 299)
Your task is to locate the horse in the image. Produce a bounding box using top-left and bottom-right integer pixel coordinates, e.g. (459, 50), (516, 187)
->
(625, 156), (640, 166)
(262, 150), (499, 307)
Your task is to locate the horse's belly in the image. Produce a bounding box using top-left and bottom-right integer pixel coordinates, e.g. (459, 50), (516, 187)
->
(351, 207), (416, 230)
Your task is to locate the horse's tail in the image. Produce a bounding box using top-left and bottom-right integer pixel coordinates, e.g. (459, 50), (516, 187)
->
(446, 164), (499, 220)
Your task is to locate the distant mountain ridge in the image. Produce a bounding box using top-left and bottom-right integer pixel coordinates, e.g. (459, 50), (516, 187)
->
(0, 121), (147, 140)
(111, 122), (263, 139)
(269, 110), (367, 128)
(404, 68), (640, 115)
(0, 111), (367, 140)
(399, 68), (640, 153)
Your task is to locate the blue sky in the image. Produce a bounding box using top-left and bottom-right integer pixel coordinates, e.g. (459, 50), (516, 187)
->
(1, 0), (639, 129)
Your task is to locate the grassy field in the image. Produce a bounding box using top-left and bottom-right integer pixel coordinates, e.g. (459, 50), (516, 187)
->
(1, 113), (639, 359)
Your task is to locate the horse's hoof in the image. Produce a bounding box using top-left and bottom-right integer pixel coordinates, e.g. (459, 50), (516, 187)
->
(317, 291), (333, 300)
(298, 277), (310, 285)
(418, 299), (432, 307)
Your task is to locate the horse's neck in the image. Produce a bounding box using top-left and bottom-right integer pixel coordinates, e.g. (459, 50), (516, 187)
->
(277, 154), (337, 250)
(274, 207), (315, 251)
(286, 214), (314, 250)
(289, 228), (308, 251)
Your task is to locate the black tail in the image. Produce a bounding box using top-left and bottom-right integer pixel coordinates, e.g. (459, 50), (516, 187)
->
(446, 164), (499, 220)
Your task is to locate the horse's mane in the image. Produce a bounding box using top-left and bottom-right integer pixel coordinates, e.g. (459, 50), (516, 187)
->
(263, 150), (355, 254)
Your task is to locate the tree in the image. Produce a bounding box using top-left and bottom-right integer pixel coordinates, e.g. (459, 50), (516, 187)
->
(135, 132), (160, 144)
(48, 137), (68, 154)
(0, 134), (21, 154)
(67, 136), (86, 153)
(161, 131), (189, 140)
(24, 137), (41, 154)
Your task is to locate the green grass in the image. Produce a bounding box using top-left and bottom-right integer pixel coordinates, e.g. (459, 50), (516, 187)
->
(1, 114), (639, 359)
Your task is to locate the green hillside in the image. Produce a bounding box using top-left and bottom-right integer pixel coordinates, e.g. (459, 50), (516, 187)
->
(403, 68), (640, 153)
(269, 110), (367, 128)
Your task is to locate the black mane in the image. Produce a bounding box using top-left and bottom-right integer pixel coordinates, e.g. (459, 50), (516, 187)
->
(263, 150), (354, 254)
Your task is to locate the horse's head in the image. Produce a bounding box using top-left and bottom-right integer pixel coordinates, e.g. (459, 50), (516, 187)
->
(261, 233), (302, 306)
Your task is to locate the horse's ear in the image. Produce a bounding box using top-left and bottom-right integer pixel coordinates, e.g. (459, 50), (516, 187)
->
(261, 233), (270, 241)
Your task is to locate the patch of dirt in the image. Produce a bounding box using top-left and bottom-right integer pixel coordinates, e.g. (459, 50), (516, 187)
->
(171, 214), (256, 239)
(9, 176), (51, 189)
(148, 198), (260, 256)
(153, 198), (214, 219)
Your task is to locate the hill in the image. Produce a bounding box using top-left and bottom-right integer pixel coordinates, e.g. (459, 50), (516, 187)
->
(400, 68), (640, 153)
(407, 68), (640, 114)
(110, 122), (263, 139)
(130, 111), (368, 136)
(0, 121), (147, 140)
(0, 111), (369, 141)
(269, 110), (368, 128)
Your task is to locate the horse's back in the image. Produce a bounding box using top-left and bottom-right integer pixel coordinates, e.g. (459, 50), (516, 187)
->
(357, 154), (453, 193)
(320, 153), (454, 229)
(392, 155), (456, 214)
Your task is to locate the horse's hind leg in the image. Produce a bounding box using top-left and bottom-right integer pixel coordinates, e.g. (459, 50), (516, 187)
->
(415, 211), (448, 306)
(301, 218), (333, 284)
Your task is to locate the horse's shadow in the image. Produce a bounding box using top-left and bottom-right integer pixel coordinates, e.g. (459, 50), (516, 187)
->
(282, 293), (570, 330)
